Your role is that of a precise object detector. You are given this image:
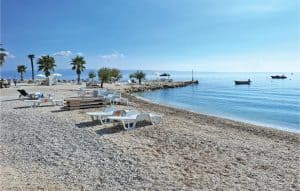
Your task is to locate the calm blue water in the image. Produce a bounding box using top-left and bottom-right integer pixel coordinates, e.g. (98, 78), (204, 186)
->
(135, 72), (300, 133)
(1, 69), (299, 132)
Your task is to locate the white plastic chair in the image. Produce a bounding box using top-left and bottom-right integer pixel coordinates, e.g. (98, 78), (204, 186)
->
(104, 92), (121, 104)
(111, 97), (129, 105)
(78, 87), (86, 97)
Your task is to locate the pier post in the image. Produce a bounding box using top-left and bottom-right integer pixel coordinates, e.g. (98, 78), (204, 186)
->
(192, 70), (194, 81)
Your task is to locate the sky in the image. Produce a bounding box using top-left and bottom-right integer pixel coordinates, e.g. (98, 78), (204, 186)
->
(1, 0), (300, 72)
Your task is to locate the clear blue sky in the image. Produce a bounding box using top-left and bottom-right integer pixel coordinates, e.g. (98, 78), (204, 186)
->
(1, 0), (299, 72)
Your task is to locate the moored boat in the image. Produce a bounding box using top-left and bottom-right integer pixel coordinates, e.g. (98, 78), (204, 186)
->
(271, 75), (287, 79)
(234, 79), (251, 85)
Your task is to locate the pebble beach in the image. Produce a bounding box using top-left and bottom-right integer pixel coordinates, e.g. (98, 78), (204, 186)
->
(0, 83), (299, 190)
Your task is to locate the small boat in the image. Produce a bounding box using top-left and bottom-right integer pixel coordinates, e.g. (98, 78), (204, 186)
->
(271, 75), (287, 79)
(234, 79), (251, 85)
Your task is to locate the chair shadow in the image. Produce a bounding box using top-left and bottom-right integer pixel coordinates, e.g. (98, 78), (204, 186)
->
(53, 88), (79, 92)
(51, 109), (69, 113)
(95, 125), (123, 135)
(76, 120), (152, 136)
(76, 121), (123, 135)
(1, 98), (21, 102)
(13, 105), (56, 109)
(76, 121), (102, 128)
(96, 121), (152, 135)
(13, 106), (31, 109)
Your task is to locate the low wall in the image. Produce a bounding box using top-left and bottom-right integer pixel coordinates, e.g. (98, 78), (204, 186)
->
(124, 80), (198, 93)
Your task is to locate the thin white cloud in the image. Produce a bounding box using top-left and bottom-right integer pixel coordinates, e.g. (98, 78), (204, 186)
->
(7, 52), (15, 59)
(53, 50), (72, 57)
(8, 53), (16, 58)
(76, 52), (83, 56)
(181, 51), (300, 72)
(99, 51), (125, 62)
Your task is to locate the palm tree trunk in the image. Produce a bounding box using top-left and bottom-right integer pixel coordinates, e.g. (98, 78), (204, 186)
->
(45, 71), (50, 77)
(77, 74), (80, 84)
(101, 80), (104, 88)
(21, 73), (23, 81)
(139, 79), (141, 84)
(30, 59), (34, 80)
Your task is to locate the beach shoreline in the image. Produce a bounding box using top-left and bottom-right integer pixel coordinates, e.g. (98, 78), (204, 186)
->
(0, 83), (299, 190)
(133, 93), (300, 134)
(127, 93), (299, 142)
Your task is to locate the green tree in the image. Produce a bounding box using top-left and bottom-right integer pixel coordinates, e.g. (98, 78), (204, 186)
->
(0, 44), (8, 67)
(28, 54), (35, 80)
(98, 67), (111, 88)
(111, 68), (122, 82)
(37, 55), (56, 77)
(129, 70), (146, 84)
(88, 71), (96, 82)
(17, 65), (27, 81)
(71, 56), (86, 84)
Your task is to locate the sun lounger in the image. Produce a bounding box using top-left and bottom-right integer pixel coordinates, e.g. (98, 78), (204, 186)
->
(18, 89), (45, 100)
(17, 89), (37, 99)
(24, 93), (63, 107)
(51, 99), (64, 106)
(104, 92), (128, 105)
(103, 92), (120, 104)
(86, 107), (118, 124)
(78, 87), (93, 97)
(108, 110), (141, 130)
(17, 89), (29, 98)
(98, 89), (108, 96)
(108, 110), (162, 130)
(24, 99), (42, 107)
(111, 97), (129, 105)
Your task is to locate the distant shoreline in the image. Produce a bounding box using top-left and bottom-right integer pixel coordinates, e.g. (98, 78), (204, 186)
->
(1, 69), (299, 81)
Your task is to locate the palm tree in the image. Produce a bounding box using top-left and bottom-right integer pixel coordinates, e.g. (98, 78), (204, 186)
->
(88, 71), (96, 82)
(28, 54), (35, 80)
(17, 65), (27, 81)
(98, 67), (111, 88)
(0, 44), (8, 67)
(70, 56), (86, 84)
(37, 55), (56, 77)
(129, 70), (146, 84)
(111, 68), (122, 82)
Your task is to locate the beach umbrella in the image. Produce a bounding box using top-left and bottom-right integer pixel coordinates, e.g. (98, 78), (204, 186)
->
(36, 74), (46, 78)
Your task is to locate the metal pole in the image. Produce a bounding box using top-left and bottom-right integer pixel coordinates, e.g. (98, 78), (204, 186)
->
(192, 70), (194, 81)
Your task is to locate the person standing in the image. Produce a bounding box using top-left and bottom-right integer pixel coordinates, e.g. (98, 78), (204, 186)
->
(13, 78), (17, 86)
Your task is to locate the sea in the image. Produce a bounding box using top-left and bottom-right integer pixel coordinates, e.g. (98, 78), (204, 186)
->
(1, 69), (299, 132)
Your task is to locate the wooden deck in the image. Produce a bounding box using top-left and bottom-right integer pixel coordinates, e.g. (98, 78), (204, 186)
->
(63, 97), (105, 110)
